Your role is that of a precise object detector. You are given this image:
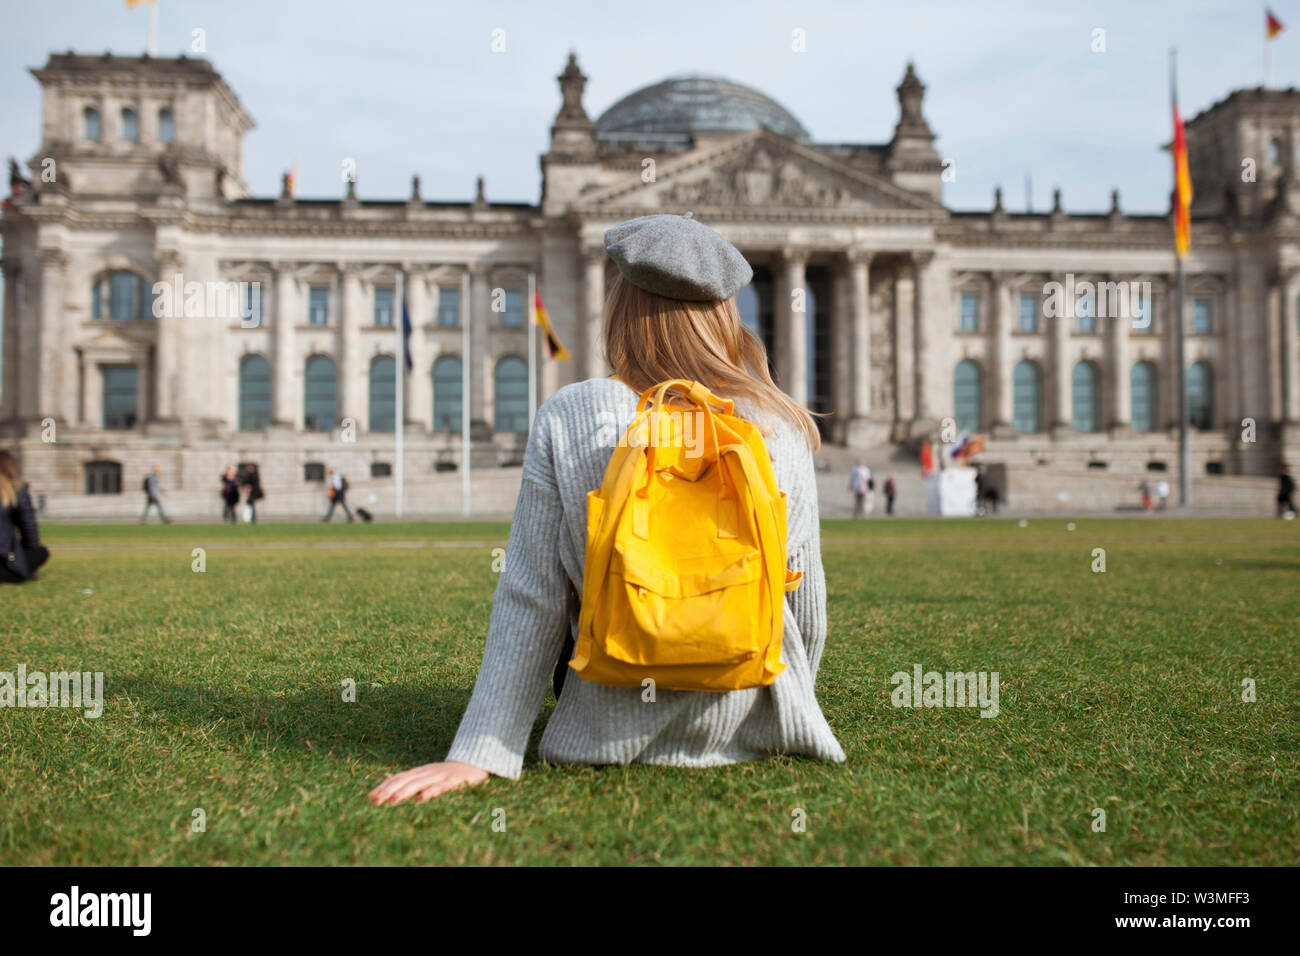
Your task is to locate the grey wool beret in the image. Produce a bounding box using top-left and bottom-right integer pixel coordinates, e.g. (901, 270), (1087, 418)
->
(604, 214), (753, 302)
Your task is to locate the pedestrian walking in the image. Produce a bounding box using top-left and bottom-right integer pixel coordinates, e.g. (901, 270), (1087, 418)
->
(323, 469), (354, 523)
(1278, 469), (1296, 518)
(220, 466), (241, 524)
(141, 464), (171, 524)
(241, 464), (265, 523)
(849, 461), (873, 518)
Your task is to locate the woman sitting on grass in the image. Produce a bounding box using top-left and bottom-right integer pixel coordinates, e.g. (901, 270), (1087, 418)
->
(0, 451), (50, 584)
(369, 215), (846, 806)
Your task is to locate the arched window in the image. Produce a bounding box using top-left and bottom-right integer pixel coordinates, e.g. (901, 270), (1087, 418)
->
(121, 107), (139, 142)
(1130, 361), (1158, 433)
(1012, 360), (1042, 433)
(303, 355), (337, 432)
(1071, 360), (1101, 433)
(369, 355), (396, 433)
(953, 359), (982, 433)
(494, 355), (529, 434)
(238, 355), (271, 432)
(158, 108), (174, 143)
(1188, 361), (1214, 430)
(83, 106), (101, 141)
(433, 356), (462, 433)
(91, 270), (150, 320)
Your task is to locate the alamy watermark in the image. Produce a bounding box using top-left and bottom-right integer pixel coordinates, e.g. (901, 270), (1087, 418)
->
(594, 408), (707, 458)
(0, 665), (103, 718)
(1043, 274), (1152, 330)
(890, 664), (999, 717)
(152, 273), (261, 327)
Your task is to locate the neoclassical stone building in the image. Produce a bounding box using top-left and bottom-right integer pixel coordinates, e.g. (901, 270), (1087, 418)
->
(2, 50), (1298, 513)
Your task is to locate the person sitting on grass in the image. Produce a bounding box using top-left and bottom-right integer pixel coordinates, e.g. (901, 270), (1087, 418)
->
(369, 214), (846, 806)
(0, 450), (50, 584)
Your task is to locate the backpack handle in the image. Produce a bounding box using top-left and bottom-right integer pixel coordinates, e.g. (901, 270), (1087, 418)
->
(632, 379), (737, 502)
(636, 379), (734, 417)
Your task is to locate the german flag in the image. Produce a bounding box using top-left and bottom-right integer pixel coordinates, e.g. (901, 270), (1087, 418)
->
(532, 292), (570, 361)
(1172, 102), (1192, 258)
(1267, 9), (1285, 39)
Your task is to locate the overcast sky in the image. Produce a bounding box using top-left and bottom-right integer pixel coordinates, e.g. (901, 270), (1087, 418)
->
(1, 0), (1296, 214)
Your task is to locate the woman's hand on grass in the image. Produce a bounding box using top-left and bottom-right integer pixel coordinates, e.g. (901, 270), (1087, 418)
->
(368, 761), (491, 805)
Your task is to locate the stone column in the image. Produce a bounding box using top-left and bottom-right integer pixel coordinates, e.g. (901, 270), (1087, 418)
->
(581, 245), (606, 381)
(272, 262), (298, 428)
(339, 264), (364, 431)
(1282, 269), (1300, 422)
(1108, 273), (1132, 431)
(406, 271), (432, 429)
(911, 250), (934, 425)
(848, 250), (873, 418)
(892, 260), (916, 434)
(153, 249), (183, 423)
(1, 259), (20, 423)
(782, 247), (809, 406)
(470, 263), (491, 428)
(35, 248), (66, 425)
(79, 350), (95, 426)
(991, 271), (1015, 431)
(1051, 273), (1074, 431)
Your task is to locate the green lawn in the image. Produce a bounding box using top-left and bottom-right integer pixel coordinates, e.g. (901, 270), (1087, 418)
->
(1, 518), (1296, 865)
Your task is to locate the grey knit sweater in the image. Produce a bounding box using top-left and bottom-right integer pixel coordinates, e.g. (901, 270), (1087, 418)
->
(444, 377), (847, 779)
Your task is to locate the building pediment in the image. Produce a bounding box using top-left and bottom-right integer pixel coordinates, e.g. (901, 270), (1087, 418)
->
(575, 127), (942, 216)
(79, 327), (150, 360)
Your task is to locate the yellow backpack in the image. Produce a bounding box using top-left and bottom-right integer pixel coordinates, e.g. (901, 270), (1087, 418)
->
(571, 379), (802, 692)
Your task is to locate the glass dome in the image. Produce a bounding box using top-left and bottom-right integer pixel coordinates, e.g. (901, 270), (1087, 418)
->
(595, 74), (809, 145)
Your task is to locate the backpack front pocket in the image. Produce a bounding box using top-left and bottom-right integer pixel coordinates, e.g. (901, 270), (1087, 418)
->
(604, 546), (762, 666)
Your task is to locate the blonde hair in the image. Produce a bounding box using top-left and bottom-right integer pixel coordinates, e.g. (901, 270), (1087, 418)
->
(601, 272), (821, 449)
(0, 451), (22, 510)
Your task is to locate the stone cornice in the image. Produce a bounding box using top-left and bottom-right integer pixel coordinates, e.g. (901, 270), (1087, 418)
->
(577, 204), (945, 227)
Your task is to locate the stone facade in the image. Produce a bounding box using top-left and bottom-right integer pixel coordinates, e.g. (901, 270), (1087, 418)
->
(2, 51), (1299, 516)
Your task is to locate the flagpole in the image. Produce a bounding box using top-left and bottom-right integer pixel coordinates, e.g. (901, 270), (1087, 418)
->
(1171, 48), (1190, 509)
(394, 269), (405, 519)
(527, 272), (537, 430)
(147, 2), (157, 57)
(461, 270), (471, 517)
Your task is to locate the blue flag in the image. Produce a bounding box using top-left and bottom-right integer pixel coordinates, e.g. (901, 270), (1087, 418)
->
(401, 296), (413, 373)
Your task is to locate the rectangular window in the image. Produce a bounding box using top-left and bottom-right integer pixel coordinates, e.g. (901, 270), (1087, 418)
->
(1192, 297), (1213, 334)
(373, 287), (395, 326)
(437, 288), (460, 327)
(1076, 294), (1096, 334)
(959, 293), (980, 332)
(158, 108), (174, 143)
(1018, 293), (1038, 333)
(1133, 290), (1153, 333)
(244, 283), (262, 327)
(109, 273), (140, 320)
(304, 462), (326, 482)
(84, 460), (122, 495)
(501, 289), (524, 327)
(101, 365), (139, 430)
(309, 286), (330, 325)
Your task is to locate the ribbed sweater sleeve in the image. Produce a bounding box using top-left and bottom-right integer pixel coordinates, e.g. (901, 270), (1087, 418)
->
(784, 449), (830, 681)
(443, 422), (571, 780)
